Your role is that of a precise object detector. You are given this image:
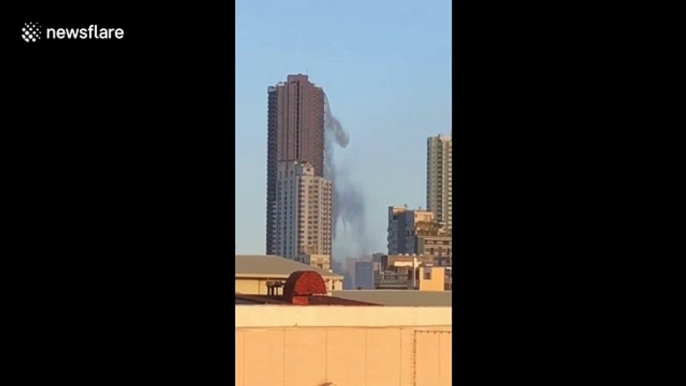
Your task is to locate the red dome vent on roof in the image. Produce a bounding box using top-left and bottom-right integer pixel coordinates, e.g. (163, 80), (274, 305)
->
(283, 270), (328, 301)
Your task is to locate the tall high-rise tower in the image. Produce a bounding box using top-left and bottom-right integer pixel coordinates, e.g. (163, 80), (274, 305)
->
(266, 75), (325, 254)
(427, 134), (452, 232)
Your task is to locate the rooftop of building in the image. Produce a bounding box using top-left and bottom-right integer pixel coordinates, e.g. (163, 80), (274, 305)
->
(236, 270), (377, 306)
(389, 205), (434, 214)
(235, 293), (378, 306)
(287, 74), (309, 81)
(270, 74), (321, 89)
(235, 254), (342, 280)
(236, 305), (452, 328)
(332, 290), (452, 307)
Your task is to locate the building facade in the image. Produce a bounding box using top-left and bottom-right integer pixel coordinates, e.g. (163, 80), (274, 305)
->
(416, 234), (452, 257)
(373, 255), (451, 291)
(426, 134), (452, 232)
(266, 74), (326, 254)
(387, 206), (435, 254)
(275, 161), (332, 259)
(372, 253), (388, 270)
(418, 266), (446, 291)
(343, 257), (357, 289)
(296, 253), (331, 271)
(354, 260), (378, 289)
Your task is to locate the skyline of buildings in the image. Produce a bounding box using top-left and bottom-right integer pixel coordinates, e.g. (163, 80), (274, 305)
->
(236, 4), (452, 383)
(384, 134), (452, 261)
(246, 75), (453, 292)
(386, 207), (452, 256)
(264, 74), (451, 271)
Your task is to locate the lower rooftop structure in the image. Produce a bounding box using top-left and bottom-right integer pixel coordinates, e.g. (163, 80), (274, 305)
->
(235, 270), (378, 306)
(235, 254), (344, 295)
(332, 289), (452, 307)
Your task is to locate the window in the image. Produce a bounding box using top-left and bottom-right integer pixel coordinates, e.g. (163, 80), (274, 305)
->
(424, 268), (432, 280)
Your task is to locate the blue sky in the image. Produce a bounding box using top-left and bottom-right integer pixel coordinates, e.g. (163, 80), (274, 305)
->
(236, 0), (452, 257)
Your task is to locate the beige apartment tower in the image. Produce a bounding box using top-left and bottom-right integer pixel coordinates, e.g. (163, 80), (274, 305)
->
(427, 134), (452, 232)
(275, 161), (332, 260)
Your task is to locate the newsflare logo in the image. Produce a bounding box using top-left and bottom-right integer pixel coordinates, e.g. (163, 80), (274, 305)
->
(22, 22), (124, 43)
(22, 22), (41, 42)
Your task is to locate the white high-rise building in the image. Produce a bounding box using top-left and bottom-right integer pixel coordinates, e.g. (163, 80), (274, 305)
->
(427, 134), (452, 232)
(275, 161), (332, 259)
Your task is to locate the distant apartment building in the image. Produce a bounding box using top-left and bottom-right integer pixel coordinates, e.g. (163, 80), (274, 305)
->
(388, 254), (434, 267)
(354, 260), (379, 289)
(375, 265), (415, 290)
(296, 253), (331, 271)
(372, 253), (388, 270)
(275, 161), (332, 259)
(266, 74), (326, 254)
(331, 260), (345, 275)
(375, 265), (446, 292)
(343, 257), (357, 289)
(387, 206), (435, 254)
(374, 254), (449, 291)
(417, 234), (452, 257)
(418, 266), (446, 291)
(427, 134), (452, 232)
(345, 258), (357, 277)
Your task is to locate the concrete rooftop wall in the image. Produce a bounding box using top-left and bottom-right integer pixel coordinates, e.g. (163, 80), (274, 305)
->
(235, 306), (452, 386)
(236, 305), (452, 328)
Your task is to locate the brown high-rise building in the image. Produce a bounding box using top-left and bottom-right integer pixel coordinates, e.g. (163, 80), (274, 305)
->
(266, 74), (325, 254)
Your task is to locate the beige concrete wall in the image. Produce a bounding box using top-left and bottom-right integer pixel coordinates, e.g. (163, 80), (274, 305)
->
(330, 279), (343, 291)
(236, 306), (451, 328)
(419, 266), (445, 291)
(235, 278), (264, 294)
(236, 326), (451, 386)
(235, 306), (452, 386)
